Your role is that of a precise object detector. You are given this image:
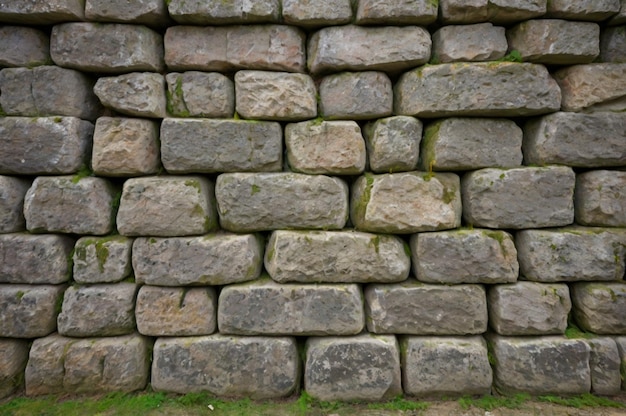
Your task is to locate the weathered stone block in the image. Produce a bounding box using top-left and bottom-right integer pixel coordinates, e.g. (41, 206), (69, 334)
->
(354, 0), (438, 24)
(0, 26), (50, 67)
(161, 118), (282, 173)
(319, 71), (392, 120)
(85, 0), (170, 26)
(0, 284), (65, 338)
(305, 334), (401, 402)
(439, 0), (490, 23)
(132, 233), (263, 286)
(136, 286), (216, 336)
(152, 335), (298, 398)
(117, 176), (217, 237)
(283, 0), (352, 27)
(24, 176), (116, 235)
(351, 172), (461, 234)
(0, 339), (29, 399)
(576, 171), (626, 227)
(0, 176), (30, 233)
(218, 279), (364, 335)
(615, 337), (626, 390)
(94, 73), (166, 118)
(365, 280), (488, 335)
(0, 0), (85, 24)
(363, 116), (421, 173)
(571, 282), (626, 335)
(553, 64), (626, 112)
(168, 0), (280, 24)
(600, 26), (626, 63)
(411, 229), (518, 284)
(401, 336), (492, 397)
(73, 236), (133, 284)
(57, 283), (137, 337)
(51, 23), (163, 73)
(164, 25), (305, 73)
(587, 337), (621, 395)
(216, 173), (348, 232)
(0, 117), (93, 175)
(546, 0), (621, 20)
(488, 0), (547, 24)
(308, 25), (431, 73)
(432, 23), (507, 63)
(462, 167), (575, 229)
(165, 72), (234, 118)
(285, 120), (366, 175)
(608, 1), (626, 25)
(265, 230), (410, 283)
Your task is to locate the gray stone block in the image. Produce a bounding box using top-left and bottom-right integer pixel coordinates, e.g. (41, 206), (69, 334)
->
(354, 0), (438, 24)
(432, 23), (507, 63)
(576, 170), (626, 227)
(363, 116), (422, 173)
(0, 176), (30, 233)
(319, 71), (392, 120)
(571, 282), (626, 335)
(0, 0), (85, 24)
(586, 337), (621, 395)
(553, 63), (626, 112)
(0, 338), (29, 399)
(94, 73), (166, 119)
(488, 0), (547, 24)
(165, 72), (234, 118)
(600, 26), (626, 63)
(608, 1), (626, 25)
(440, 0), (490, 24)
(73, 236), (133, 284)
(546, 0), (621, 20)
(283, 0), (352, 27)
(85, 0), (170, 26)
(168, 0), (280, 24)
(0, 26), (50, 67)
(614, 337), (626, 390)
(0, 284), (66, 338)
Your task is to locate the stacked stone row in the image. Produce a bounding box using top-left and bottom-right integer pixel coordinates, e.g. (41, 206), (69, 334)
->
(1, 0), (626, 402)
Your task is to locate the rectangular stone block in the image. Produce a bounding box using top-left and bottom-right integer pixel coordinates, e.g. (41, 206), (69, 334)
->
(553, 64), (626, 112)
(432, 23), (507, 63)
(165, 72), (234, 118)
(152, 335), (299, 399)
(354, 0), (437, 24)
(0, 284), (66, 338)
(94, 73), (166, 118)
(0, 176), (30, 233)
(85, 0), (170, 26)
(365, 279), (488, 335)
(319, 71), (392, 120)
(576, 171), (626, 227)
(440, 0), (489, 24)
(0, 26), (50, 68)
(218, 279), (364, 335)
(168, 0), (280, 24)
(0, 0), (84, 24)
(571, 282), (626, 335)
(587, 337), (622, 395)
(161, 118), (282, 173)
(601, 26), (626, 63)
(546, 0), (621, 20)
(0, 339), (29, 399)
(283, 0), (352, 27)
(363, 116), (422, 173)
(73, 236), (133, 284)
(488, 0), (547, 24)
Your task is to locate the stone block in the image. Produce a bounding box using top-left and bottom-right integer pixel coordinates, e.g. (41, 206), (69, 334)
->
(411, 229), (518, 284)
(401, 336), (492, 397)
(0, 176), (30, 233)
(57, 283), (137, 337)
(308, 25), (431, 74)
(571, 282), (626, 335)
(164, 25), (305, 73)
(354, 0), (437, 24)
(132, 233), (263, 286)
(432, 23), (507, 63)
(488, 335), (590, 395)
(152, 335), (298, 399)
(0, 339), (29, 399)
(516, 227), (626, 282)
(488, 282), (570, 336)
(24, 176), (116, 235)
(117, 176), (217, 237)
(576, 171), (626, 227)
(285, 120), (366, 175)
(265, 230), (410, 283)
(363, 116), (421, 173)
(94, 73), (166, 118)
(216, 173), (348, 232)
(609, 1), (626, 25)
(488, 0), (547, 24)
(462, 167), (575, 229)
(587, 337), (621, 395)
(600, 26), (626, 63)
(351, 172), (461, 234)
(73, 236), (133, 284)
(0, 0), (84, 24)
(0, 117), (93, 175)
(615, 337), (626, 390)
(218, 279), (364, 335)
(365, 279), (488, 335)
(136, 286), (216, 336)
(305, 334), (401, 402)
(283, 0), (352, 27)
(0, 284), (66, 338)
(161, 118), (282, 173)
(165, 72), (234, 118)
(546, 0), (621, 20)
(439, 0), (490, 23)
(395, 63), (561, 117)
(0, 26), (50, 67)
(92, 117), (161, 177)
(85, 0), (170, 26)
(554, 64), (626, 112)
(168, 0), (280, 24)
(319, 71), (392, 120)
(235, 70), (316, 121)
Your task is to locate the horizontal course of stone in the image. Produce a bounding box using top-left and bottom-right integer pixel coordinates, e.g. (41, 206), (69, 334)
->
(1, 0), (626, 403)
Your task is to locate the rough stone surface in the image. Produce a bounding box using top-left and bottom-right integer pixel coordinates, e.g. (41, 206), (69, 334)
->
(51, 23), (164, 73)
(0, 338), (29, 399)
(0, 284), (66, 338)
(152, 335), (298, 398)
(411, 229), (518, 284)
(365, 280), (488, 335)
(576, 170), (626, 227)
(85, 0), (170, 26)
(136, 286), (216, 336)
(285, 120), (366, 175)
(0, 176), (30, 233)
(462, 167), (575, 229)
(73, 236), (133, 284)
(0, 26), (50, 68)
(216, 173), (348, 232)
(432, 23), (507, 63)
(488, 0), (547, 24)
(305, 334), (402, 402)
(354, 0), (438, 24)
(265, 230), (410, 283)
(586, 337), (622, 395)
(117, 176), (217, 237)
(395, 63), (561, 117)
(319, 71), (392, 120)
(600, 26), (626, 63)
(351, 172), (462, 234)
(132, 233), (263, 286)
(165, 72), (234, 118)
(553, 64), (626, 112)
(94, 73), (166, 119)
(571, 282), (626, 334)
(546, 0), (621, 20)
(168, 0), (280, 24)
(439, 0), (490, 23)
(608, 1), (626, 25)
(615, 337), (626, 390)
(161, 118), (282, 173)
(363, 116), (422, 173)
(401, 336), (492, 397)
(218, 279), (364, 335)
(0, 0), (85, 24)
(283, 0), (352, 27)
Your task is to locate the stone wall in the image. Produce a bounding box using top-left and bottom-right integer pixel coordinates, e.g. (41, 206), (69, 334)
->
(1, 0), (626, 401)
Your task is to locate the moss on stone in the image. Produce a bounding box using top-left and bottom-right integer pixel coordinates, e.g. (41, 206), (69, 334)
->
(353, 174), (375, 227)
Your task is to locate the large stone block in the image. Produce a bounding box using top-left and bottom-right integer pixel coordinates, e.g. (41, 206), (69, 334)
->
(363, 116), (421, 173)
(571, 282), (626, 335)
(0, 26), (50, 67)
(546, 0), (621, 20)
(0, 117), (93, 175)
(117, 176), (217, 237)
(354, 0), (437, 24)
(168, 0), (280, 24)
(462, 167), (575, 229)
(73, 236), (133, 284)
(600, 26), (626, 63)
(265, 230), (410, 283)
(283, 0), (352, 27)
(395, 62), (561, 117)
(305, 334), (401, 402)
(218, 279), (364, 335)
(432, 23), (507, 63)
(488, 0), (547, 23)
(136, 286), (216, 336)
(51, 23), (163, 73)
(285, 120), (365, 175)
(94, 73), (166, 118)
(587, 337), (621, 395)
(351, 172), (461, 234)
(161, 118), (282, 173)
(411, 229), (518, 284)
(576, 170), (626, 227)
(164, 25), (305, 73)
(439, 0), (490, 23)
(308, 25), (431, 74)
(553, 64), (626, 112)
(0, 0), (84, 24)
(319, 71), (392, 120)
(152, 335), (298, 398)
(132, 233), (263, 286)
(365, 280), (488, 335)
(216, 173), (348, 232)
(0, 284), (66, 338)
(401, 336), (492, 397)
(165, 72), (234, 118)
(0, 176), (30, 233)
(85, 0), (170, 26)
(0, 339), (29, 399)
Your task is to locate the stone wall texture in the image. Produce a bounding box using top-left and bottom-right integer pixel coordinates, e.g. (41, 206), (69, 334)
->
(1, 0), (626, 403)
